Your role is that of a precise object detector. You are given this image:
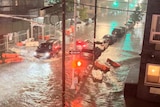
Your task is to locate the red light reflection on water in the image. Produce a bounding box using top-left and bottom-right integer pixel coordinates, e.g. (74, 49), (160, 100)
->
(70, 97), (96, 107)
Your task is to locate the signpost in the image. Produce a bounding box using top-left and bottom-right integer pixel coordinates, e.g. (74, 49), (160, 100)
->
(69, 50), (81, 54)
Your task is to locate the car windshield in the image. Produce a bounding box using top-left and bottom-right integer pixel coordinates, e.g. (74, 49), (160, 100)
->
(39, 43), (51, 49)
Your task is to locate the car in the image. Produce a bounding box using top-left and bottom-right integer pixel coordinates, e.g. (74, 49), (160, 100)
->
(119, 26), (127, 34)
(111, 27), (126, 38)
(75, 39), (93, 51)
(94, 39), (109, 51)
(84, 18), (94, 25)
(125, 20), (135, 30)
(80, 48), (94, 60)
(102, 34), (117, 45)
(34, 39), (61, 59)
(80, 46), (103, 61)
(68, 18), (86, 31)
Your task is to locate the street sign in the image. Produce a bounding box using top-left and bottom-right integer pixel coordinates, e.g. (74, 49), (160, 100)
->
(69, 50), (81, 54)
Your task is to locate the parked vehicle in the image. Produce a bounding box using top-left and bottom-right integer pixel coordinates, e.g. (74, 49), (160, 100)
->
(111, 27), (126, 38)
(68, 18), (86, 31)
(84, 18), (94, 25)
(102, 34), (117, 45)
(80, 48), (94, 60)
(34, 39), (61, 59)
(80, 46), (103, 61)
(76, 39), (93, 51)
(94, 38), (110, 51)
(119, 26), (127, 34)
(125, 20), (135, 30)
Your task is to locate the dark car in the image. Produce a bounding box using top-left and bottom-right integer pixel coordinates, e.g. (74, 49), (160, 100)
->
(125, 20), (135, 30)
(94, 38), (110, 51)
(34, 39), (61, 59)
(80, 48), (94, 60)
(103, 34), (117, 45)
(112, 27), (126, 38)
(80, 46), (103, 61)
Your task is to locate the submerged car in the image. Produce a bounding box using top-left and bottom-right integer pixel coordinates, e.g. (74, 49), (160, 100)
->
(112, 27), (126, 38)
(34, 39), (61, 59)
(76, 39), (93, 51)
(102, 34), (117, 45)
(125, 20), (135, 30)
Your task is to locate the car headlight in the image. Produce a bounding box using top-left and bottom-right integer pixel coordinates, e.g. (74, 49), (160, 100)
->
(34, 52), (37, 56)
(44, 52), (50, 57)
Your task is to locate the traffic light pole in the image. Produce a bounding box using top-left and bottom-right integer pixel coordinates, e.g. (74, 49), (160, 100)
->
(71, 0), (77, 90)
(62, 0), (66, 106)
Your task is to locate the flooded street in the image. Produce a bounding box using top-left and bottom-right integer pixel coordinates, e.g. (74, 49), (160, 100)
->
(0, 60), (62, 107)
(0, 6), (145, 107)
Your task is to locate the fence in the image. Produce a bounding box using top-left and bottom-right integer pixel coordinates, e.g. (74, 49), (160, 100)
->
(0, 37), (5, 55)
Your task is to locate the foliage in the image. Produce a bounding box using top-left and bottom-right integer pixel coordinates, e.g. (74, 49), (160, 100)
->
(78, 8), (88, 21)
(66, 0), (74, 12)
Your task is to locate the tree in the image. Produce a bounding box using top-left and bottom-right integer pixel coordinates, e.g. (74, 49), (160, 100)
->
(78, 8), (88, 21)
(66, 0), (74, 12)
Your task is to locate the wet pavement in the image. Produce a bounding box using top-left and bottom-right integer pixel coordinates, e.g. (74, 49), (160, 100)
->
(0, 37), (141, 107)
(69, 46), (141, 107)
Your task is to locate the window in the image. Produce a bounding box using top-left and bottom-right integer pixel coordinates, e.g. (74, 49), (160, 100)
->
(145, 63), (160, 87)
(150, 14), (160, 44)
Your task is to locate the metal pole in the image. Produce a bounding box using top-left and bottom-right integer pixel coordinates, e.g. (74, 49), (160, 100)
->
(73, 0), (77, 49)
(70, 0), (77, 90)
(62, 0), (66, 106)
(93, 0), (97, 62)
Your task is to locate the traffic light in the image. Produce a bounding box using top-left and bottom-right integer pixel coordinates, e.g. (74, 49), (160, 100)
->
(129, 3), (134, 8)
(112, 1), (119, 8)
(72, 59), (85, 68)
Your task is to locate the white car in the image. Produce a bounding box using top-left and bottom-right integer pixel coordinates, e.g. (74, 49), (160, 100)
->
(67, 18), (85, 31)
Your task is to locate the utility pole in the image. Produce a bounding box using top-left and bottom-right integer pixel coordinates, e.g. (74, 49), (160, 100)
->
(62, 0), (66, 106)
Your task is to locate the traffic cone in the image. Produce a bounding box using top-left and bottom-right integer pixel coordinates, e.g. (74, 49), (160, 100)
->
(106, 58), (121, 67)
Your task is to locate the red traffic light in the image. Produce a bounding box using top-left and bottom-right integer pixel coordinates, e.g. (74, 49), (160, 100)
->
(71, 58), (88, 69)
(76, 60), (82, 67)
(72, 59), (83, 68)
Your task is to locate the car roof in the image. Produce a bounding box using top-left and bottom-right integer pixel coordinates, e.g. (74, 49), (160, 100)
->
(46, 39), (60, 43)
(103, 34), (112, 38)
(112, 28), (121, 31)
